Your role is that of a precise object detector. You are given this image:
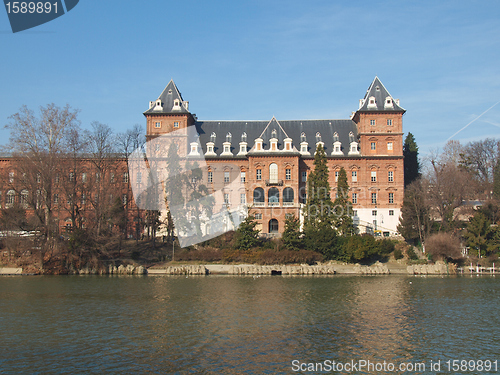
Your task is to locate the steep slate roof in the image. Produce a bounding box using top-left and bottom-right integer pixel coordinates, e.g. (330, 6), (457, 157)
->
(143, 79), (190, 115)
(357, 76), (405, 112)
(195, 118), (358, 157)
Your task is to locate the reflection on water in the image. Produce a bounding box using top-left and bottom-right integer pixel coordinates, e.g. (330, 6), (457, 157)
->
(0, 275), (499, 373)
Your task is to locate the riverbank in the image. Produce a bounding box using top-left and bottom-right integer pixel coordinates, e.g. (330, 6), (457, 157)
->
(147, 260), (460, 276)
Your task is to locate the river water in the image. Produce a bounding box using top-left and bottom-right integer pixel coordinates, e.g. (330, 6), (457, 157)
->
(0, 275), (498, 374)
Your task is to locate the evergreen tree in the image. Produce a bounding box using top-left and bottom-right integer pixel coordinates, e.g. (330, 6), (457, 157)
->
(303, 144), (337, 257)
(403, 132), (420, 187)
(304, 144), (334, 227)
(235, 215), (261, 250)
(282, 215), (302, 251)
(164, 143), (186, 235)
(493, 159), (500, 199)
(333, 167), (354, 235)
(463, 210), (500, 257)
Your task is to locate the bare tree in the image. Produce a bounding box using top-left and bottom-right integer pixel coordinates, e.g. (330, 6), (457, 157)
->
(459, 138), (500, 189)
(4, 104), (79, 236)
(87, 121), (116, 237)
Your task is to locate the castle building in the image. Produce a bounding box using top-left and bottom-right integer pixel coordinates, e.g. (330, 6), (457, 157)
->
(143, 77), (405, 236)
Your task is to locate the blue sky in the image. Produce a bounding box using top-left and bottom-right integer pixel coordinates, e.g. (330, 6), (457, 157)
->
(1, 0), (499, 155)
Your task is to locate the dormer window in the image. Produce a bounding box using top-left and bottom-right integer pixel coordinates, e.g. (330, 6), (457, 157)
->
(255, 138), (263, 151)
(300, 132), (306, 142)
(367, 96), (377, 109)
(173, 99), (180, 108)
(384, 97), (394, 109)
(226, 132), (232, 143)
(210, 132), (216, 143)
(154, 99), (163, 111)
(315, 132), (322, 143)
(241, 132), (247, 142)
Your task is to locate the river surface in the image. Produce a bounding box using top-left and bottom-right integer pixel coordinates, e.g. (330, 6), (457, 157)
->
(0, 275), (499, 374)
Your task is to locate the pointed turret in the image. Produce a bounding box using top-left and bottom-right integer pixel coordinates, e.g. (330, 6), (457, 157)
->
(356, 77), (405, 113)
(144, 79), (190, 115)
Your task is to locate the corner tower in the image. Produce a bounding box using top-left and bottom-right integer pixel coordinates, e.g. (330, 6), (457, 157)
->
(352, 77), (405, 156)
(143, 80), (195, 142)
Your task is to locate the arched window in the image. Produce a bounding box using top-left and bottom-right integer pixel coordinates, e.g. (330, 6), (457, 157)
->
(269, 163), (278, 183)
(269, 219), (279, 233)
(210, 132), (216, 143)
(226, 132), (232, 143)
(253, 188), (265, 205)
(268, 188), (279, 204)
(20, 190), (29, 207)
(283, 187), (294, 205)
(6, 190), (15, 206)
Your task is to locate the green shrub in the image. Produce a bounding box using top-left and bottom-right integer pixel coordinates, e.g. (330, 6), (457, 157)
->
(393, 248), (403, 260)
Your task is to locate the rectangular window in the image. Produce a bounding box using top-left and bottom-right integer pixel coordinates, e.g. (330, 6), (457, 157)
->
(389, 210), (394, 216)
(69, 172), (75, 182)
(110, 173), (115, 183)
(122, 172), (128, 183)
(371, 171), (377, 182)
(371, 192), (377, 204)
(335, 171), (339, 182)
(54, 194), (58, 204)
(240, 193), (246, 204)
(224, 193), (229, 204)
(137, 172), (142, 184)
(389, 192), (394, 204)
(82, 194), (86, 205)
(352, 192), (357, 204)
(37, 174), (41, 183)
(371, 142), (376, 150)
(208, 171), (213, 183)
(254, 213), (262, 220)
(241, 171), (246, 183)
(122, 194), (127, 205)
(224, 171), (230, 183)
(285, 168), (291, 180)
(387, 142), (393, 151)
(82, 173), (87, 183)
(301, 171), (307, 182)
(55, 174), (59, 184)
(372, 210), (377, 216)
(256, 169), (262, 180)
(388, 171), (394, 182)
(174, 122), (179, 128)
(155, 122), (161, 128)
(9, 172), (14, 183)
(352, 170), (357, 182)
(387, 119), (393, 126)
(370, 120), (376, 126)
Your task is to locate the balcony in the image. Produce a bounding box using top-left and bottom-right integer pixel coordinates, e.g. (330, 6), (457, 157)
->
(265, 179), (283, 186)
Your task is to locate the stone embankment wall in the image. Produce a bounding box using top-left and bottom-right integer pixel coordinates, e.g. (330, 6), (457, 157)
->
(67, 264), (147, 275)
(147, 265), (208, 275)
(407, 261), (456, 275)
